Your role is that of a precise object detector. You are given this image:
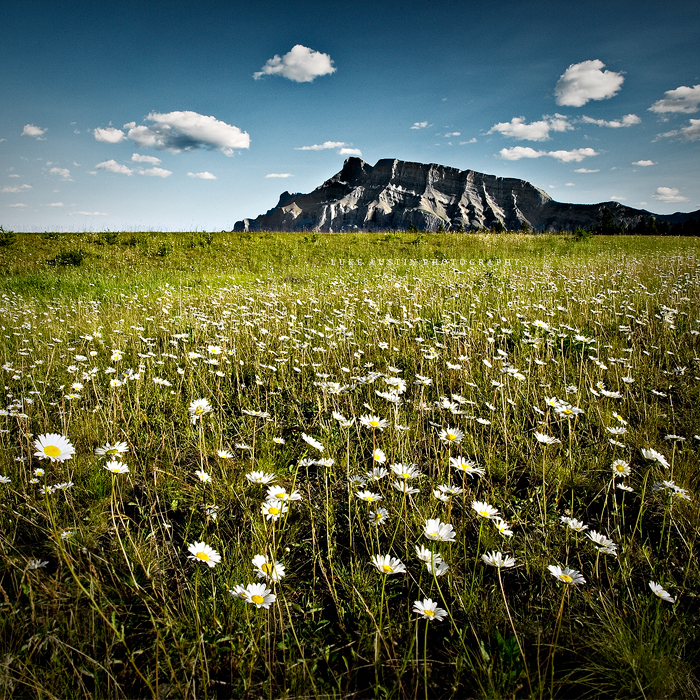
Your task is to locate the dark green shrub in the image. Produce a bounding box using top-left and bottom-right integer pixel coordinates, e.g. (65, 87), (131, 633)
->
(0, 226), (16, 247)
(573, 226), (593, 241)
(50, 249), (86, 266)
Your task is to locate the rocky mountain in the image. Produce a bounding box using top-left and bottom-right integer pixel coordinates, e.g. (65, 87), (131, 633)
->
(234, 157), (699, 232)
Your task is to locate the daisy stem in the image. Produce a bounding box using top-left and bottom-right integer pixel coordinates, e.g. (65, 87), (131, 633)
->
(468, 520), (484, 606)
(423, 617), (430, 700)
(497, 567), (532, 696)
(541, 585), (568, 700)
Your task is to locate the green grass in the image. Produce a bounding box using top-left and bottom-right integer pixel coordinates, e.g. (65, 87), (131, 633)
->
(0, 230), (699, 698)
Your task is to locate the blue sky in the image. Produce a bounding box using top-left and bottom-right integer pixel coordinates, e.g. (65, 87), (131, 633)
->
(1, 0), (699, 231)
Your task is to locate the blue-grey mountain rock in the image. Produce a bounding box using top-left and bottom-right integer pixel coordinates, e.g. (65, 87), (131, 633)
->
(234, 157), (698, 232)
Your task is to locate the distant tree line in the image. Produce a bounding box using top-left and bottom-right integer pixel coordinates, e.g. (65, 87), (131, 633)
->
(594, 207), (700, 236)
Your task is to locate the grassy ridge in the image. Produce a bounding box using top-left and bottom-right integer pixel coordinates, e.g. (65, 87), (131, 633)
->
(0, 231), (699, 698)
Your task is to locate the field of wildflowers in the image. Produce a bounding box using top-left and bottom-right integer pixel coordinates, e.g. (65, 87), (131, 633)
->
(0, 230), (699, 699)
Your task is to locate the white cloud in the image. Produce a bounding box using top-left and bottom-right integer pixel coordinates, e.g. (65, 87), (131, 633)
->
(574, 168), (600, 173)
(339, 147), (362, 156)
(265, 173), (292, 178)
(8, 174), (20, 178)
(96, 160), (134, 175)
(70, 211), (108, 216)
(649, 84), (700, 114)
(127, 111), (249, 156)
(498, 146), (599, 162)
(444, 132), (461, 137)
(1, 184), (32, 193)
(632, 160), (655, 167)
(254, 44), (335, 83)
(547, 148), (599, 162)
(22, 124), (47, 138)
(188, 171), (217, 179)
(132, 153), (162, 164)
(488, 115), (572, 141)
(49, 167), (72, 180)
(498, 146), (542, 160)
(139, 167), (172, 178)
(652, 187), (689, 203)
(554, 60), (624, 107)
(657, 118), (700, 141)
(565, 182), (575, 186)
(581, 114), (640, 128)
(94, 127), (126, 143)
(459, 138), (477, 144)
(411, 121), (428, 129)
(8, 203), (27, 208)
(46, 202), (64, 207)
(296, 141), (347, 151)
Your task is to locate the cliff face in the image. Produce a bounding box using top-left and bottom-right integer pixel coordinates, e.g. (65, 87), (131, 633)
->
(234, 157), (695, 232)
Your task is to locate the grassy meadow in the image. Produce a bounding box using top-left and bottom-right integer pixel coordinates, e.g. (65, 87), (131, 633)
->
(0, 230), (699, 699)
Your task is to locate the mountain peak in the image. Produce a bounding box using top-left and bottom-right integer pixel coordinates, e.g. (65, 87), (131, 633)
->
(235, 158), (697, 232)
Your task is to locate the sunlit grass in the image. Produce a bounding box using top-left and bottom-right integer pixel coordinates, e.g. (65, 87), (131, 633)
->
(0, 230), (698, 698)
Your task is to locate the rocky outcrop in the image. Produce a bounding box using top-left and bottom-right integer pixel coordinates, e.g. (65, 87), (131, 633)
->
(234, 157), (698, 232)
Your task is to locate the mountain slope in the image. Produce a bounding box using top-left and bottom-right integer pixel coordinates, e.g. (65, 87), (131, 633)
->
(234, 157), (699, 232)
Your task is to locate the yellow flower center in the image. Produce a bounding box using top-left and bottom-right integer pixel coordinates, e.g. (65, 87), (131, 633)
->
(269, 506), (280, 515)
(478, 509), (490, 517)
(366, 496), (374, 502)
(261, 563), (273, 574)
(429, 531), (438, 537)
(447, 433), (456, 440)
(195, 551), (210, 561)
(560, 574), (573, 583)
(44, 445), (62, 458)
(382, 565), (393, 573)
(424, 609), (435, 617)
(370, 420), (379, 427)
(195, 407), (204, 414)
(251, 595), (264, 605)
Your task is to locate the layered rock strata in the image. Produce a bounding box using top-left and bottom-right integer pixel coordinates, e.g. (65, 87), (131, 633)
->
(234, 157), (696, 232)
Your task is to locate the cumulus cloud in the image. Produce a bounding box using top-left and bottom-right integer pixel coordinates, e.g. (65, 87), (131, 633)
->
(69, 211), (108, 216)
(94, 127), (126, 143)
(498, 146), (599, 162)
(444, 132), (461, 137)
(657, 119), (700, 141)
(649, 85), (700, 114)
(49, 167), (72, 180)
(488, 115), (572, 141)
(46, 202), (64, 207)
(554, 60), (624, 107)
(254, 45), (336, 83)
(8, 203), (27, 208)
(581, 114), (640, 128)
(139, 167), (172, 178)
(127, 111), (250, 156)
(265, 173), (292, 178)
(574, 168), (600, 173)
(411, 121), (428, 129)
(296, 141), (347, 151)
(295, 140), (360, 156)
(96, 160), (134, 175)
(132, 153), (162, 164)
(1, 184), (32, 193)
(632, 160), (655, 166)
(188, 171), (217, 179)
(460, 138), (477, 144)
(22, 124), (47, 138)
(652, 187), (689, 203)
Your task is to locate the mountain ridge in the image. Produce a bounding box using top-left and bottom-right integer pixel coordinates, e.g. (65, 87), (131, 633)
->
(234, 157), (699, 232)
